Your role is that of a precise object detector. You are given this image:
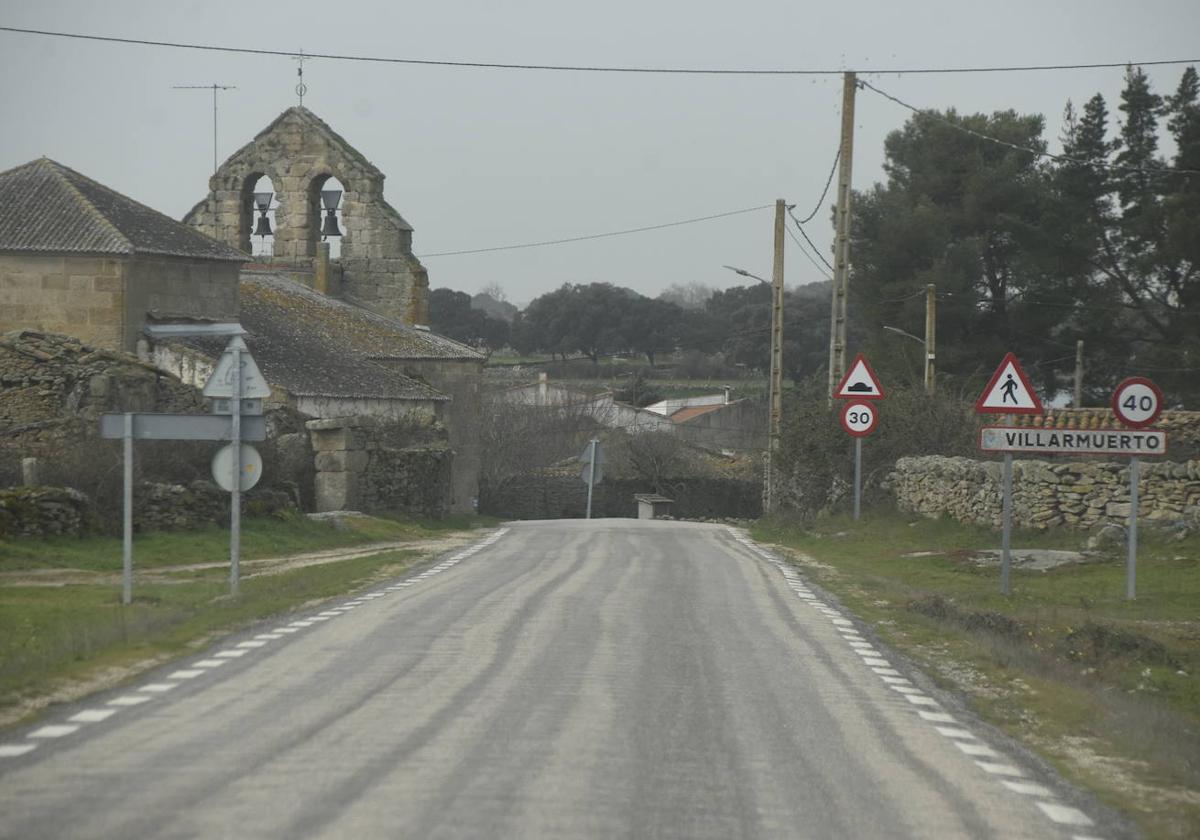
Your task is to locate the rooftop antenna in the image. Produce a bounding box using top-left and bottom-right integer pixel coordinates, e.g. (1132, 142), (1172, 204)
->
(172, 83), (237, 175)
(293, 49), (308, 107)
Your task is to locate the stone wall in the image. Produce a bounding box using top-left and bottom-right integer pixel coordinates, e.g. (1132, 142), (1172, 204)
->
(123, 256), (239, 351)
(483, 473), (762, 521)
(0, 486), (90, 537)
(307, 414), (452, 517)
(888, 455), (1200, 531)
(1, 253), (125, 350)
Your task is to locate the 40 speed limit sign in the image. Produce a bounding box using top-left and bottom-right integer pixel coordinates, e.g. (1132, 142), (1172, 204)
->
(840, 400), (878, 437)
(1112, 377), (1164, 429)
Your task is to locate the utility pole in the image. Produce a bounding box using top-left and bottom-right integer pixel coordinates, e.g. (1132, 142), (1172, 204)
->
(173, 83), (236, 175)
(766, 198), (786, 512)
(924, 283), (937, 395)
(1074, 340), (1084, 408)
(827, 71), (857, 400)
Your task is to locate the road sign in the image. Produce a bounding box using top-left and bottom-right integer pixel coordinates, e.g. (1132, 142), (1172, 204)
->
(840, 401), (878, 437)
(210, 397), (264, 415)
(581, 460), (604, 486)
(980, 426), (1167, 456)
(579, 442), (607, 466)
(212, 443), (264, 492)
(835, 353), (885, 400)
(1112, 377), (1164, 428)
(202, 336), (270, 398)
(101, 413), (266, 441)
(975, 353), (1043, 415)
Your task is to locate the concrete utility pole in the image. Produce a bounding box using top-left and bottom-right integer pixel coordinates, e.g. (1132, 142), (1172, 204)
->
(924, 283), (937, 395)
(827, 71), (857, 400)
(767, 198), (786, 512)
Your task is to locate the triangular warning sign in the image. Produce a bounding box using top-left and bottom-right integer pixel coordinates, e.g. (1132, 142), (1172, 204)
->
(975, 352), (1043, 415)
(203, 337), (271, 399)
(835, 353), (886, 400)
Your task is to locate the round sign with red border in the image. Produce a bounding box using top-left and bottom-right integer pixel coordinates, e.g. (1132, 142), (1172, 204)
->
(1112, 377), (1164, 429)
(840, 400), (878, 437)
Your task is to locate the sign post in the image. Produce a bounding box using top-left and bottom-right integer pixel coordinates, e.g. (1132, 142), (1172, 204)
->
(835, 356), (884, 521)
(975, 353), (1044, 596)
(580, 439), (604, 519)
(1111, 377), (1165, 600)
(122, 413), (133, 605)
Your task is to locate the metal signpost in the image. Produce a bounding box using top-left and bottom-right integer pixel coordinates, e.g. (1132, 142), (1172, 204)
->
(974, 353), (1044, 596)
(580, 439), (604, 519)
(834, 354), (884, 521)
(101, 329), (267, 603)
(1111, 377), (1165, 600)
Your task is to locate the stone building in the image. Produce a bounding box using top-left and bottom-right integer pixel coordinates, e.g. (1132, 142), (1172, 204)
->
(183, 106), (429, 325)
(0, 158), (246, 352)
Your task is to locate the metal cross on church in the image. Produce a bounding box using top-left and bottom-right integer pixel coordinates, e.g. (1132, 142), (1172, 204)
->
(294, 49), (309, 106)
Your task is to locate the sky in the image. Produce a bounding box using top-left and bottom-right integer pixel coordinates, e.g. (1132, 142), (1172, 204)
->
(1, 1), (1197, 306)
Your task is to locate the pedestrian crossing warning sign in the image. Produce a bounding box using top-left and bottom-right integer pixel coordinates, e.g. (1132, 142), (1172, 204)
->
(835, 353), (886, 400)
(975, 352), (1044, 415)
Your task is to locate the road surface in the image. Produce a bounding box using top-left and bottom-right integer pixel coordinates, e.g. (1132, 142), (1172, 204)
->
(0, 520), (1119, 838)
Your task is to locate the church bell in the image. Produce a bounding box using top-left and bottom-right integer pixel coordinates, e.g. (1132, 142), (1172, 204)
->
(320, 189), (343, 239)
(252, 192), (273, 238)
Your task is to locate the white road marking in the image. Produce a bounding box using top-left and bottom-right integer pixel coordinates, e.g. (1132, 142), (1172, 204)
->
(976, 761), (1025, 777)
(29, 725), (79, 738)
(880, 676), (911, 685)
(138, 683), (178, 693)
(864, 657), (891, 667)
(255, 633), (284, 639)
(107, 695), (151, 707)
(955, 741), (1000, 757)
(1001, 780), (1054, 797)
(905, 694), (940, 707)
(1036, 802), (1094, 826)
(933, 726), (975, 739)
(274, 627), (300, 634)
(0, 744), (37, 757)
(168, 669), (204, 679)
(918, 710), (956, 723)
(289, 621), (314, 627)
(890, 685), (924, 695)
(193, 659), (227, 668)
(70, 709), (116, 723)
(316, 612), (341, 618)
(309, 616), (330, 622)
(215, 650), (248, 658)
(236, 640), (268, 648)
(872, 667), (902, 677)
(831, 618), (854, 626)
(855, 649), (883, 658)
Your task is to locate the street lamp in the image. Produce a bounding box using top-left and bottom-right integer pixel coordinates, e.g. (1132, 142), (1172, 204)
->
(722, 265), (769, 285)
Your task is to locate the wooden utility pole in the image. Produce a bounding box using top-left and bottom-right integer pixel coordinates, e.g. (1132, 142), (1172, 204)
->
(766, 198), (786, 512)
(827, 72), (857, 400)
(924, 283), (937, 395)
(1074, 340), (1084, 408)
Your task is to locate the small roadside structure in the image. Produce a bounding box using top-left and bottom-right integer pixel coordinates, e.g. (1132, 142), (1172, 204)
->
(635, 493), (674, 520)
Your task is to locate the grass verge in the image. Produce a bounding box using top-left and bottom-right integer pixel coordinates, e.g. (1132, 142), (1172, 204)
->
(0, 513), (495, 726)
(753, 508), (1199, 840)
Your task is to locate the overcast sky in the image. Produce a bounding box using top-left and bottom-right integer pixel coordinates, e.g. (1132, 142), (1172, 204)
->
(2, 1), (1197, 305)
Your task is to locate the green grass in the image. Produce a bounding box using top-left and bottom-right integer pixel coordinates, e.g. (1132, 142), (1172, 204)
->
(0, 511), (496, 572)
(753, 508), (1200, 840)
(0, 513), (495, 726)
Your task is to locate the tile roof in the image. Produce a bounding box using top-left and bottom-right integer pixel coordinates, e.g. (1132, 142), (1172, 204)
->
(670, 404), (727, 423)
(0, 158), (247, 262)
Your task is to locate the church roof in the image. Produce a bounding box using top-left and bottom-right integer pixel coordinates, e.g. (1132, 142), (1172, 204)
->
(0, 158), (247, 262)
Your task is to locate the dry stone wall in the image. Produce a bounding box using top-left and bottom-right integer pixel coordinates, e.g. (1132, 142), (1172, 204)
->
(888, 455), (1200, 531)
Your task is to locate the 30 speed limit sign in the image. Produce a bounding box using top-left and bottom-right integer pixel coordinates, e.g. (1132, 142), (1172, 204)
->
(1112, 377), (1164, 428)
(840, 401), (878, 437)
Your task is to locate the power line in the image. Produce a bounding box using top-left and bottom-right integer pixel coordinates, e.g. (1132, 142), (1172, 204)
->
(859, 78), (1200, 177)
(417, 204), (773, 258)
(793, 147), (840, 225)
(785, 226), (834, 281)
(1, 26), (1196, 76)
(785, 208), (836, 273)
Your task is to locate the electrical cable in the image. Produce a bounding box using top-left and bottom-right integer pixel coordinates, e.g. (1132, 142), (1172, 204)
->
(793, 147), (840, 225)
(417, 205), (773, 258)
(859, 78), (1200, 177)
(1, 26), (1196, 76)
(785, 226), (834, 281)
(785, 209), (836, 273)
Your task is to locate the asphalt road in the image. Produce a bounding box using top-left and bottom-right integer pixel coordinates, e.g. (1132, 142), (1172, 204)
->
(0, 520), (1118, 839)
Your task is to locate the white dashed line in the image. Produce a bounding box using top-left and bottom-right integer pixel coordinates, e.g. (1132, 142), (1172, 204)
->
(193, 659), (227, 668)
(274, 627), (300, 634)
(168, 669), (204, 679)
(215, 650), (248, 658)
(289, 621), (314, 628)
(904, 694), (940, 707)
(890, 685), (924, 695)
(1001, 780), (1055, 797)
(918, 710), (956, 723)
(0, 744), (37, 757)
(933, 726), (974, 739)
(236, 640), (268, 649)
(1035, 802), (1094, 826)
(29, 725), (79, 738)
(255, 633), (284, 640)
(955, 741), (1000, 758)
(138, 683), (178, 693)
(107, 695), (151, 707)
(70, 709), (116, 723)
(976, 761), (1025, 777)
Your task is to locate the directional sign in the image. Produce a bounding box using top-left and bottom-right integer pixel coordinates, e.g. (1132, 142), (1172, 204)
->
(1112, 377), (1164, 429)
(202, 336), (271, 399)
(975, 352), (1044, 415)
(840, 401), (878, 437)
(980, 426), (1166, 456)
(835, 353), (886, 400)
(101, 413), (266, 441)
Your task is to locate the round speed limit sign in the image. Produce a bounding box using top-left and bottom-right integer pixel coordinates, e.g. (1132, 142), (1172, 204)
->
(1112, 377), (1164, 428)
(840, 400), (878, 437)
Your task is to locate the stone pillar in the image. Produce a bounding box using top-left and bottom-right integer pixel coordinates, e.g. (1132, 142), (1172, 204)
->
(306, 417), (371, 512)
(21, 457), (40, 487)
